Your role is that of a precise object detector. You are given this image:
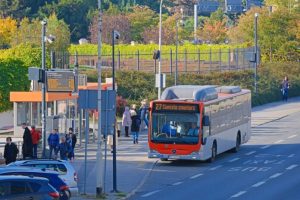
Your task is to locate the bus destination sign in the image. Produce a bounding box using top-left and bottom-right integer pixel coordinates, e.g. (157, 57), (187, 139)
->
(154, 103), (199, 112)
(47, 71), (75, 92)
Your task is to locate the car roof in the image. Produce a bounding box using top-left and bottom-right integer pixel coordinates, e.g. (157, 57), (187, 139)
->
(11, 159), (68, 165)
(0, 166), (59, 175)
(0, 175), (49, 182)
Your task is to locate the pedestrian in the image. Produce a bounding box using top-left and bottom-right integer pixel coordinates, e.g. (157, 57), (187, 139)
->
(281, 76), (290, 101)
(56, 137), (70, 160)
(130, 104), (141, 144)
(47, 129), (59, 159)
(122, 106), (132, 137)
(21, 123), (33, 159)
(139, 99), (149, 129)
(4, 137), (19, 165)
(66, 128), (77, 161)
(31, 125), (41, 159)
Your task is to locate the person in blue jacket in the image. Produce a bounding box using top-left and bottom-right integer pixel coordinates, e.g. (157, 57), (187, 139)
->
(47, 129), (59, 159)
(57, 137), (70, 160)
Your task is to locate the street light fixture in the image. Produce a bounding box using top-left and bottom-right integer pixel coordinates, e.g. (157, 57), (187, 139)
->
(254, 13), (258, 94)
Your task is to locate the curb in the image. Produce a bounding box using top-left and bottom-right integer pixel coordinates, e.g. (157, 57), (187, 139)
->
(121, 160), (158, 200)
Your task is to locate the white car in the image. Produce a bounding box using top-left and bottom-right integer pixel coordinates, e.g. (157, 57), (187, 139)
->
(8, 159), (78, 197)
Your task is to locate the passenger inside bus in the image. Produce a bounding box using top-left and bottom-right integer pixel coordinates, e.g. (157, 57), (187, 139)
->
(187, 123), (199, 137)
(161, 121), (177, 137)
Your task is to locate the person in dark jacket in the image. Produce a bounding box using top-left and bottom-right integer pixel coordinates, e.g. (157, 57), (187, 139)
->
(31, 125), (41, 159)
(22, 123), (33, 159)
(4, 137), (19, 165)
(57, 137), (70, 160)
(130, 104), (141, 144)
(47, 129), (60, 159)
(281, 76), (290, 101)
(66, 128), (77, 161)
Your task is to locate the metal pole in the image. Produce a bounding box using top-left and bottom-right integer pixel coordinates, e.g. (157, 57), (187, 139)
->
(175, 19), (178, 85)
(41, 20), (47, 159)
(254, 13), (258, 94)
(112, 30), (117, 193)
(158, 0), (163, 99)
(194, 4), (198, 43)
(83, 109), (89, 194)
(96, 0), (104, 196)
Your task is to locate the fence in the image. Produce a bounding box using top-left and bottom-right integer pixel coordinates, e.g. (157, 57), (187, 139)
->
(55, 47), (259, 74)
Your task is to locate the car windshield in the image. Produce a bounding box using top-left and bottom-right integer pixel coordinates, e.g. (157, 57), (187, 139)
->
(151, 112), (200, 144)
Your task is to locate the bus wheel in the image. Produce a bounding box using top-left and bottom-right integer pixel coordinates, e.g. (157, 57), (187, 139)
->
(209, 142), (217, 163)
(232, 133), (241, 153)
(160, 158), (168, 161)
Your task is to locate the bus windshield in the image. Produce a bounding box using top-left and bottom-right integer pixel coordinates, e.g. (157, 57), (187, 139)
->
(151, 112), (200, 145)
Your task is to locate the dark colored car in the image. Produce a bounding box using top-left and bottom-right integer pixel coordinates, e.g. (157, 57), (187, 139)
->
(0, 175), (59, 200)
(0, 167), (70, 200)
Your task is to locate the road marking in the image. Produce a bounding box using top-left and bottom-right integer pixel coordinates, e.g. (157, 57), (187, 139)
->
(245, 151), (256, 156)
(286, 164), (298, 170)
(274, 140), (284, 144)
(229, 158), (240, 162)
(288, 154), (295, 158)
(172, 182), (183, 186)
(141, 190), (161, 198)
(209, 165), (222, 171)
(231, 191), (247, 198)
(261, 145), (271, 149)
(252, 181), (265, 187)
(190, 173), (203, 179)
(269, 173), (282, 179)
(288, 135), (297, 139)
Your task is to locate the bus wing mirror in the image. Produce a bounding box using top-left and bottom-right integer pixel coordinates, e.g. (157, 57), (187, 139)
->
(203, 115), (210, 126)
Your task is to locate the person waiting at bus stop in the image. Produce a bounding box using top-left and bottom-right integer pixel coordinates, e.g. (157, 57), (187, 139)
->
(47, 129), (59, 159)
(187, 123), (199, 137)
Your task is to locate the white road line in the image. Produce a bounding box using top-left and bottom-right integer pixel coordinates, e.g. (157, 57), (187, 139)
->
(269, 173), (282, 179)
(190, 173), (203, 179)
(209, 165), (222, 171)
(229, 158), (240, 162)
(288, 135), (297, 139)
(141, 190), (161, 198)
(261, 145), (271, 149)
(231, 191), (247, 198)
(288, 154), (295, 158)
(245, 151), (256, 156)
(286, 164), (298, 170)
(172, 182), (183, 186)
(252, 181), (266, 187)
(274, 140), (284, 144)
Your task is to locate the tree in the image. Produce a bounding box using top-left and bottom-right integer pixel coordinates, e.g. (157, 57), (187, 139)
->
(198, 20), (227, 44)
(89, 14), (132, 44)
(0, 17), (17, 48)
(127, 6), (158, 42)
(0, 0), (19, 18)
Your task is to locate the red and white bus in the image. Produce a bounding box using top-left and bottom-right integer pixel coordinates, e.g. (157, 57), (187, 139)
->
(148, 85), (251, 162)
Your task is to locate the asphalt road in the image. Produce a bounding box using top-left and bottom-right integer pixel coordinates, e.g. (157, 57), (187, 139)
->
(131, 111), (300, 200)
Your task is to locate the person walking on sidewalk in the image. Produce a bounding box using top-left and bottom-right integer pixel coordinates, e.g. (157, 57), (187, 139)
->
(66, 128), (77, 161)
(130, 104), (141, 144)
(47, 129), (59, 159)
(4, 137), (19, 165)
(122, 106), (132, 137)
(281, 76), (290, 101)
(139, 99), (149, 129)
(22, 123), (33, 159)
(31, 125), (40, 159)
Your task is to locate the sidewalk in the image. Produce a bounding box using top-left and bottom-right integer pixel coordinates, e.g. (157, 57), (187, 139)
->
(71, 97), (300, 200)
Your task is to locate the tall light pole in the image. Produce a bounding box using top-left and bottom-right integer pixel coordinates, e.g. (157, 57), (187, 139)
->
(254, 13), (258, 94)
(112, 30), (120, 193)
(158, 0), (163, 99)
(41, 20), (47, 158)
(175, 8), (184, 86)
(96, 0), (104, 196)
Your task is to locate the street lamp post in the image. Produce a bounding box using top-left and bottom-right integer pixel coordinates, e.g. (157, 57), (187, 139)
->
(175, 8), (184, 86)
(41, 20), (47, 158)
(158, 0), (163, 99)
(254, 13), (258, 94)
(112, 30), (120, 193)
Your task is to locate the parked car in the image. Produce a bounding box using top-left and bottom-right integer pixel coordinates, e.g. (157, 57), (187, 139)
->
(0, 175), (59, 200)
(8, 160), (78, 197)
(0, 167), (70, 200)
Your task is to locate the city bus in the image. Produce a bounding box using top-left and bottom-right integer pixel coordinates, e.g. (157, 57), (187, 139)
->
(148, 85), (251, 162)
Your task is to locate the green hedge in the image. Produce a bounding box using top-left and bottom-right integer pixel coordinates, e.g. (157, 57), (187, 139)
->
(0, 58), (30, 112)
